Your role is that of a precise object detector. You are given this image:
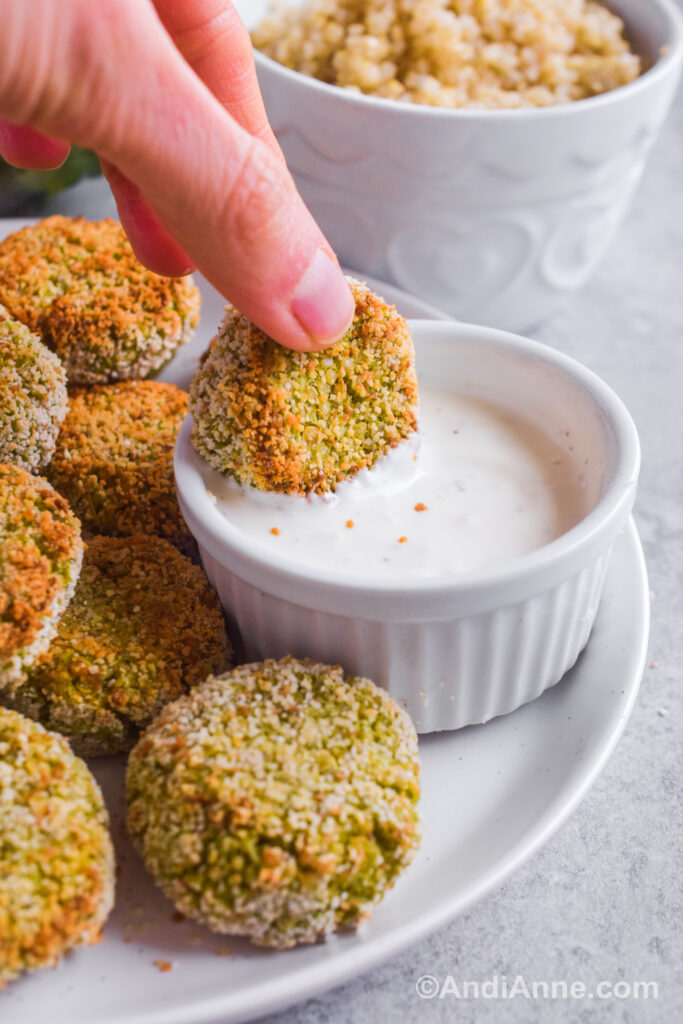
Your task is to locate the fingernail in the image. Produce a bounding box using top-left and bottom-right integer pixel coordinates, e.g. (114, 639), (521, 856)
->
(291, 249), (355, 347)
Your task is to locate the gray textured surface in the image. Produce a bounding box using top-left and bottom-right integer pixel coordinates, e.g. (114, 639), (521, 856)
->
(252, 46), (683, 1024)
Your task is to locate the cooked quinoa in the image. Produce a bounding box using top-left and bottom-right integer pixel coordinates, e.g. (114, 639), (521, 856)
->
(5, 535), (232, 757)
(126, 656), (421, 949)
(47, 380), (194, 556)
(0, 707), (115, 990)
(189, 279), (418, 494)
(252, 0), (641, 108)
(0, 216), (201, 385)
(0, 464), (83, 693)
(0, 306), (68, 473)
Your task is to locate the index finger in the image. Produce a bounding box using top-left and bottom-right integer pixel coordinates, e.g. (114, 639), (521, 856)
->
(0, 121), (70, 169)
(152, 0), (278, 150)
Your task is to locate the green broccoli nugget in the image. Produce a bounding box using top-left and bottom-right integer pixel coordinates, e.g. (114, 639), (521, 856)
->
(126, 656), (421, 949)
(0, 707), (115, 990)
(6, 535), (232, 756)
(189, 280), (418, 494)
(48, 380), (194, 556)
(0, 306), (68, 472)
(0, 216), (200, 385)
(0, 464), (83, 692)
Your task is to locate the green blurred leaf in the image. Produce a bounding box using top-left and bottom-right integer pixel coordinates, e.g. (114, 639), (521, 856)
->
(0, 147), (101, 214)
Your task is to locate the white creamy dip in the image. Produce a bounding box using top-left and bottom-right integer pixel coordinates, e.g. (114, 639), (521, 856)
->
(204, 388), (593, 580)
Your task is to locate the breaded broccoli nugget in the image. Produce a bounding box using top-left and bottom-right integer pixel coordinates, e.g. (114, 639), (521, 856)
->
(48, 380), (193, 556)
(0, 464), (83, 692)
(5, 535), (231, 756)
(189, 279), (418, 494)
(0, 707), (114, 990)
(0, 216), (200, 385)
(127, 656), (421, 949)
(0, 305), (67, 472)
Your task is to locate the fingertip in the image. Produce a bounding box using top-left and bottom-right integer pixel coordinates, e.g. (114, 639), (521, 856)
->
(290, 249), (355, 350)
(0, 122), (71, 169)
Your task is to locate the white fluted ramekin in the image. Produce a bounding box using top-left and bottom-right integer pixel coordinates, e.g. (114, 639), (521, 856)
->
(175, 321), (640, 733)
(235, 0), (683, 331)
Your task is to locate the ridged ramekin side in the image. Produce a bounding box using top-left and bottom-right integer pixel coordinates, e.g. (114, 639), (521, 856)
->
(198, 544), (613, 733)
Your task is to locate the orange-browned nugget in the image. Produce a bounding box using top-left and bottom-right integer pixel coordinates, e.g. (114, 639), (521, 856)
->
(0, 463), (83, 692)
(0, 707), (115, 990)
(0, 216), (200, 385)
(6, 535), (232, 756)
(48, 380), (194, 556)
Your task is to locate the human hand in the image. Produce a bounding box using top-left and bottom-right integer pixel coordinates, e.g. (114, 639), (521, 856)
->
(0, 0), (355, 351)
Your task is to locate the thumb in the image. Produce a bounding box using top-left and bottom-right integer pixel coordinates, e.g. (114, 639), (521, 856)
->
(0, 0), (354, 351)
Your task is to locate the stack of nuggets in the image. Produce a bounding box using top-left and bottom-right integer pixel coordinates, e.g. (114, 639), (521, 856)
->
(0, 216), (200, 385)
(0, 223), (423, 990)
(0, 217), (201, 556)
(0, 216), (232, 987)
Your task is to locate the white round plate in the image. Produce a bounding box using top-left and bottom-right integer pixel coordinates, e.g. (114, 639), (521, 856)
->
(0, 221), (649, 1024)
(2, 521), (649, 1024)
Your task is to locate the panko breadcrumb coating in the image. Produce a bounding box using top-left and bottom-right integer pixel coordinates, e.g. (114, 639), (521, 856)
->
(47, 380), (194, 556)
(127, 656), (421, 949)
(0, 707), (114, 990)
(189, 279), (418, 494)
(253, 0), (640, 108)
(0, 305), (67, 472)
(0, 216), (200, 385)
(0, 464), (83, 693)
(5, 535), (232, 757)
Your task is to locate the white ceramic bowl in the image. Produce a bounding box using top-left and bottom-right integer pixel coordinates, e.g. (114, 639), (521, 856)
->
(235, 0), (683, 331)
(175, 320), (640, 733)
